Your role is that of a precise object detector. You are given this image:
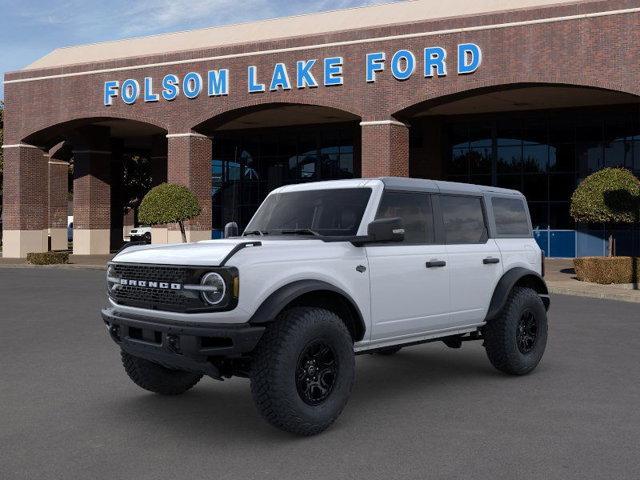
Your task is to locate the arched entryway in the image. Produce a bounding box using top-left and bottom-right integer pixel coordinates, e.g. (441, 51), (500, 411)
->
(3, 118), (167, 256)
(194, 103), (361, 237)
(396, 84), (640, 257)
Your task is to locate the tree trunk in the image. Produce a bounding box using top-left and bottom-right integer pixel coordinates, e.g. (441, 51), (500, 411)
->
(178, 221), (187, 243)
(608, 233), (614, 257)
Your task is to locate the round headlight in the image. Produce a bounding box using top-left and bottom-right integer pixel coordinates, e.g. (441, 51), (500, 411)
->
(201, 272), (226, 305)
(107, 265), (119, 293)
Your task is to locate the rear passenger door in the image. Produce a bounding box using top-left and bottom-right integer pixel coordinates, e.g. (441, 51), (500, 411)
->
(440, 195), (503, 326)
(366, 191), (451, 341)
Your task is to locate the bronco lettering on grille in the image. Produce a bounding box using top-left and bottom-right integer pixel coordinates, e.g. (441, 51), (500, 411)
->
(119, 279), (182, 290)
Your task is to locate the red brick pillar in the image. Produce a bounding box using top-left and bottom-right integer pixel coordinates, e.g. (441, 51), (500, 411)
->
(71, 127), (112, 255)
(150, 134), (169, 244)
(48, 159), (69, 251)
(360, 120), (410, 177)
(1, 144), (49, 258)
(166, 133), (212, 243)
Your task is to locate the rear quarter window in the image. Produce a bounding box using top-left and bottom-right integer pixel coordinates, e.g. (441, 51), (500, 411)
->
(492, 197), (531, 237)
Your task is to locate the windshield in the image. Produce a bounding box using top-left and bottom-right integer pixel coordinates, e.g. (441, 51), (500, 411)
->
(245, 188), (372, 237)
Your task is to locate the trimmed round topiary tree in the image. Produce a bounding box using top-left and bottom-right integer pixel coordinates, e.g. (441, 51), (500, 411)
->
(138, 183), (202, 243)
(570, 168), (640, 256)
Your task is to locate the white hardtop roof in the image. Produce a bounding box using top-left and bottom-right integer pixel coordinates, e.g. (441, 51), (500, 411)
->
(273, 178), (522, 196)
(25, 0), (585, 70)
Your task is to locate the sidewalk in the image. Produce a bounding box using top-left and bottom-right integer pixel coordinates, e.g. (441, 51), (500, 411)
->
(545, 258), (640, 303)
(0, 254), (112, 270)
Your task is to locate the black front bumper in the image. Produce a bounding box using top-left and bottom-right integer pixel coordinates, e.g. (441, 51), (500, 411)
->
(101, 308), (265, 378)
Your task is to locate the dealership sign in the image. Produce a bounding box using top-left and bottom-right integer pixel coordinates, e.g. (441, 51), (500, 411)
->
(103, 43), (482, 106)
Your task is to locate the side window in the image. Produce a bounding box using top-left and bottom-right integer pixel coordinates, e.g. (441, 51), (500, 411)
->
(440, 195), (487, 244)
(376, 191), (435, 244)
(492, 197), (531, 236)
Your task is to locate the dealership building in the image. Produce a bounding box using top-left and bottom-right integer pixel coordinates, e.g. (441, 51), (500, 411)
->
(3, 0), (640, 257)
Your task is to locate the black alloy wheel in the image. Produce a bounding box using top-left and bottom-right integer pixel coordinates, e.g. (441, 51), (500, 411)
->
(516, 310), (538, 354)
(295, 341), (338, 405)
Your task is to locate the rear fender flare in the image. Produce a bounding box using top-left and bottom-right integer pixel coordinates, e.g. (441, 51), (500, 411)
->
(485, 267), (549, 322)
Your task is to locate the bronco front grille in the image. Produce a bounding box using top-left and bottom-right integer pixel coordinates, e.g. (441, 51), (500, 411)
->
(108, 262), (239, 313)
(109, 263), (201, 313)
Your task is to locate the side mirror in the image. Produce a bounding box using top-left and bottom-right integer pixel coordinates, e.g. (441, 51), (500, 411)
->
(365, 217), (405, 244)
(224, 222), (239, 238)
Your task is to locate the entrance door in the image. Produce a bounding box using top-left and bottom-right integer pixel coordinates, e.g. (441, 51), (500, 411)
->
(440, 194), (503, 326)
(367, 191), (451, 341)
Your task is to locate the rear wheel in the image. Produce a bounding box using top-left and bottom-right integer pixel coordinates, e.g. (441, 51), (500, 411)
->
(121, 351), (202, 395)
(250, 307), (355, 436)
(483, 287), (548, 375)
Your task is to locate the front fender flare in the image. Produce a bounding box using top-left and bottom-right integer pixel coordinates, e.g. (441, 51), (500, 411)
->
(248, 280), (366, 341)
(485, 268), (549, 322)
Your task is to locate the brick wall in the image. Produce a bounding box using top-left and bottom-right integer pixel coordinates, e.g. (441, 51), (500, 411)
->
(4, 0), (640, 147)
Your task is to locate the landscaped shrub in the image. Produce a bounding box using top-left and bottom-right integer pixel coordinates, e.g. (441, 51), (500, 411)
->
(573, 256), (640, 284)
(570, 168), (640, 256)
(138, 183), (202, 243)
(27, 251), (70, 265)
(570, 168), (640, 224)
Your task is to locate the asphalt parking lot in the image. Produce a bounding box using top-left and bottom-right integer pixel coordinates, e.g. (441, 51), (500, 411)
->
(1, 268), (639, 480)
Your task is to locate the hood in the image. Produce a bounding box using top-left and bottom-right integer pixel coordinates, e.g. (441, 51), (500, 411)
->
(112, 237), (326, 266)
(113, 238), (251, 266)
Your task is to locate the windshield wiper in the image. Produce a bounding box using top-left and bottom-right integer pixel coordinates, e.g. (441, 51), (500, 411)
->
(278, 228), (321, 237)
(243, 230), (268, 236)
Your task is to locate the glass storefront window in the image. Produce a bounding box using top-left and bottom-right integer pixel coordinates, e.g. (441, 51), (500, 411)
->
(443, 105), (640, 231)
(497, 145), (522, 173)
(211, 123), (358, 232)
(523, 144), (548, 173)
(604, 140), (632, 168)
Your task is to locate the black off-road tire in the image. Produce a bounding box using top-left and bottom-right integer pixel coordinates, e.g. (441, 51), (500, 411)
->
(376, 345), (402, 356)
(250, 307), (355, 436)
(121, 351), (202, 395)
(483, 287), (548, 375)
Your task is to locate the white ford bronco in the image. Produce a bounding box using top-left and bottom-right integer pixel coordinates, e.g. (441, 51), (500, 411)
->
(102, 177), (549, 435)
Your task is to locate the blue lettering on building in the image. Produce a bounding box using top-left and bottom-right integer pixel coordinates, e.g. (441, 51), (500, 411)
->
(208, 69), (229, 96)
(103, 44), (482, 106)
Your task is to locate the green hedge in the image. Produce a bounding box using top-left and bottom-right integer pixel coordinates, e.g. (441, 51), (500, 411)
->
(27, 251), (70, 265)
(574, 256), (640, 284)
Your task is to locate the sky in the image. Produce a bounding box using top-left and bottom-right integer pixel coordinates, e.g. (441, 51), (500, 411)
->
(0, 0), (400, 100)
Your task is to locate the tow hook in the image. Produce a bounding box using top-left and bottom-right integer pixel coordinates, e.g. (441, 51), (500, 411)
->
(106, 323), (120, 342)
(167, 334), (181, 353)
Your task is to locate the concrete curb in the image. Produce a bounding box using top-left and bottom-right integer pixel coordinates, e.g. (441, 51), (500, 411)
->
(547, 283), (640, 304)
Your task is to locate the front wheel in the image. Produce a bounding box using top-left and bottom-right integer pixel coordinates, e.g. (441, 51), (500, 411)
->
(483, 287), (548, 375)
(250, 307), (355, 436)
(121, 351), (202, 395)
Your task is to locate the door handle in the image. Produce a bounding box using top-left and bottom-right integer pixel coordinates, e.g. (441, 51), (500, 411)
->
(483, 257), (500, 264)
(426, 260), (446, 268)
